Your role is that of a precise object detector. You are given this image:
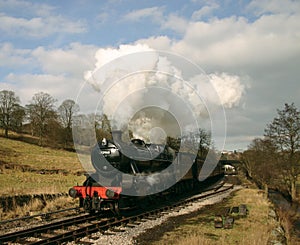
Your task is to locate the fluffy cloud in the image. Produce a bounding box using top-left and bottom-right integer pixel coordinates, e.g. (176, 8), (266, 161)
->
(32, 43), (97, 77)
(209, 73), (245, 108)
(135, 36), (172, 50)
(133, 2), (300, 150)
(1, 43), (98, 105)
(81, 43), (243, 152)
(3, 73), (80, 105)
(170, 14), (300, 70)
(2, 0), (300, 150)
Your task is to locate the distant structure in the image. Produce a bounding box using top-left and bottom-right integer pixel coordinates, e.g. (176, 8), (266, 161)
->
(221, 149), (243, 161)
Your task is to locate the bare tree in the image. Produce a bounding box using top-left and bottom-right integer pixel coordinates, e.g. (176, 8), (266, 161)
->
(58, 99), (79, 129)
(242, 138), (278, 195)
(180, 129), (211, 157)
(26, 92), (56, 146)
(264, 103), (300, 200)
(198, 128), (211, 158)
(0, 90), (22, 137)
(58, 99), (79, 147)
(11, 104), (25, 133)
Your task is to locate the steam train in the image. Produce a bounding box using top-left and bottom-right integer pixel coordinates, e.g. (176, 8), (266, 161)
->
(69, 131), (224, 213)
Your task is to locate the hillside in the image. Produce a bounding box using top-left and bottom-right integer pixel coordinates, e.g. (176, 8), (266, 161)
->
(0, 136), (86, 195)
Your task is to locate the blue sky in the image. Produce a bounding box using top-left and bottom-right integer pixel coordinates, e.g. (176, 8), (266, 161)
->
(0, 0), (254, 48)
(1, 0), (300, 151)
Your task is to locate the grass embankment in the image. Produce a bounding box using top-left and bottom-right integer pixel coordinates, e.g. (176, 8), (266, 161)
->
(0, 136), (86, 195)
(0, 196), (78, 220)
(148, 188), (276, 245)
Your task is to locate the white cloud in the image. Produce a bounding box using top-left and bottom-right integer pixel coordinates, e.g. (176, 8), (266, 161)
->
(4, 73), (81, 105)
(0, 43), (33, 67)
(132, 5), (300, 150)
(123, 6), (164, 23)
(161, 14), (189, 34)
(0, 13), (86, 38)
(192, 2), (219, 20)
(169, 14), (300, 69)
(0, 5), (86, 38)
(0, 0), (55, 16)
(82, 43), (243, 148)
(84, 43), (154, 82)
(135, 36), (172, 50)
(132, 3), (299, 71)
(123, 7), (188, 34)
(32, 43), (97, 77)
(1, 42), (99, 106)
(2, 1), (300, 150)
(209, 73), (245, 108)
(0, 42), (97, 77)
(247, 0), (300, 16)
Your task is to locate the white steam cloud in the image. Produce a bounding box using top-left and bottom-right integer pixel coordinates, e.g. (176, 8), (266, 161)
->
(209, 72), (245, 108)
(83, 43), (245, 142)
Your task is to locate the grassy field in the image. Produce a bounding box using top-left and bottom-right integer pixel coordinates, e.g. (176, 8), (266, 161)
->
(148, 188), (277, 245)
(0, 136), (86, 195)
(0, 136), (83, 172)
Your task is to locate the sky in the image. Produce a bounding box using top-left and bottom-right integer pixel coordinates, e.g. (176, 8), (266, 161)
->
(1, 0), (300, 151)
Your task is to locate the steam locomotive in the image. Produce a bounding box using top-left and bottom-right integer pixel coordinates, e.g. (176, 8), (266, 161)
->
(69, 131), (224, 213)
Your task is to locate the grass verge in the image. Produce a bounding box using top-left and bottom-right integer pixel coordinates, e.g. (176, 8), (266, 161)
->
(138, 188), (277, 245)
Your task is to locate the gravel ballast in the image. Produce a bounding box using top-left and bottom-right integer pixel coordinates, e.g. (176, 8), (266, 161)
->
(70, 186), (239, 245)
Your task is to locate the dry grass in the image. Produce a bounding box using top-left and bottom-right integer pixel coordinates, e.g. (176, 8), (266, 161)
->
(0, 196), (78, 220)
(153, 188), (277, 245)
(0, 136), (84, 173)
(276, 206), (300, 244)
(0, 169), (85, 195)
(0, 136), (87, 219)
(0, 136), (87, 195)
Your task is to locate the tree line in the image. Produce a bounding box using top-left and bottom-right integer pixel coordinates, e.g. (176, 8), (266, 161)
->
(0, 90), (81, 148)
(0, 89), (212, 157)
(242, 103), (300, 202)
(0, 89), (122, 149)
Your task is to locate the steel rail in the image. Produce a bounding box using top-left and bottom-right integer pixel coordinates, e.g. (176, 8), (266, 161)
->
(0, 214), (99, 244)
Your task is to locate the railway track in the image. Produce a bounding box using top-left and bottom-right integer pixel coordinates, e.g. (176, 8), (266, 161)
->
(0, 183), (233, 245)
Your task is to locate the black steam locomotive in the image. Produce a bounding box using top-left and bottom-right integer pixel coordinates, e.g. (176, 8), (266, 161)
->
(69, 131), (224, 213)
